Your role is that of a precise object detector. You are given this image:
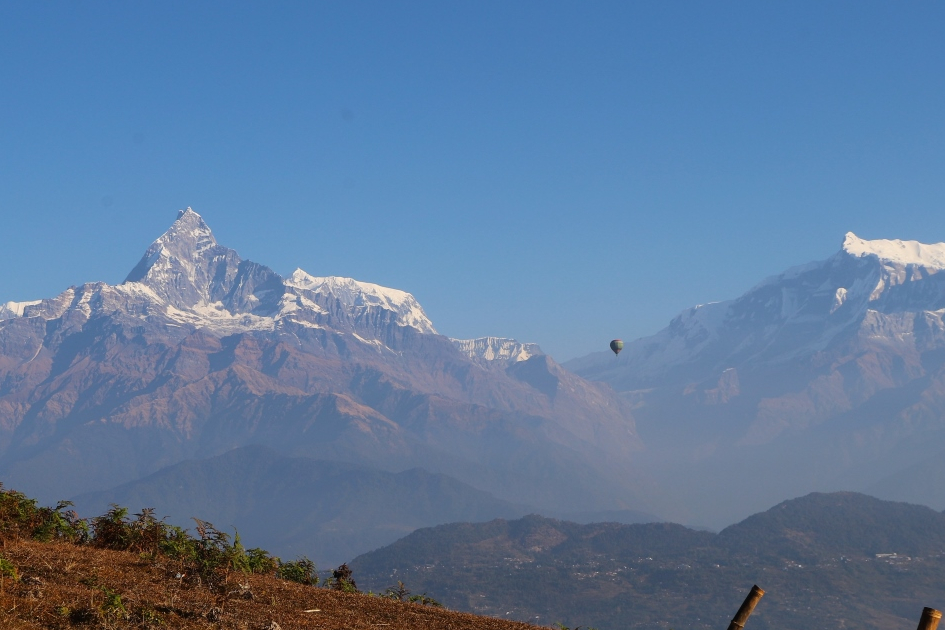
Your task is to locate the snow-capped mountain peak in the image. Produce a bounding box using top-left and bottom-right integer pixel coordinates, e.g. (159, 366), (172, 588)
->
(122, 207), (238, 308)
(139, 207), (218, 267)
(841, 232), (945, 269)
(451, 337), (542, 366)
(286, 269), (436, 334)
(2, 209), (447, 343)
(0, 300), (42, 321)
(569, 232), (945, 386)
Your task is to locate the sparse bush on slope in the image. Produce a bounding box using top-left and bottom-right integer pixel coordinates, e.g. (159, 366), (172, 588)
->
(277, 556), (319, 585)
(0, 485), (89, 543)
(0, 482), (448, 619)
(0, 482), (530, 630)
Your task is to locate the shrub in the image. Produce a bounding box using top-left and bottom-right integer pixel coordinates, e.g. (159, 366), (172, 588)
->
(277, 556), (318, 586)
(158, 524), (196, 560)
(0, 485), (88, 543)
(91, 505), (134, 549)
(99, 586), (128, 621)
(408, 593), (443, 607)
(0, 485), (40, 538)
(0, 554), (18, 581)
(226, 530), (278, 574)
(246, 547), (279, 574)
(91, 505), (169, 553)
(329, 563), (358, 593)
(384, 581), (410, 601)
(383, 581), (441, 607)
(191, 519), (236, 587)
(0, 485), (284, 594)
(130, 508), (171, 555)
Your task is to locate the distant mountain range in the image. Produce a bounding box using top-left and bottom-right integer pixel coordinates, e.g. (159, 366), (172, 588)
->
(567, 232), (945, 526)
(5, 209), (945, 562)
(71, 445), (528, 566)
(0, 208), (649, 558)
(351, 492), (945, 630)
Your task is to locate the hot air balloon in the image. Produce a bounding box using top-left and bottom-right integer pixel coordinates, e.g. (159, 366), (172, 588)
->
(610, 339), (624, 356)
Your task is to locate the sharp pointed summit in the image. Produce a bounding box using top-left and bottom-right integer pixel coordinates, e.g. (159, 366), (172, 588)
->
(122, 207), (283, 313)
(123, 207), (224, 302)
(132, 207), (218, 271)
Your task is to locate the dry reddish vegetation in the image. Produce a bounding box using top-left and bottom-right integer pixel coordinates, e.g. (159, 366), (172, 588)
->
(0, 538), (540, 630)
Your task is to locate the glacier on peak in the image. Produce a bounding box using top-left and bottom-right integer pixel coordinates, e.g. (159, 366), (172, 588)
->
(750, 233), (945, 294)
(841, 232), (945, 269)
(0, 300), (42, 320)
(451, 336), (542, 366)
(286, 269), (437, 335)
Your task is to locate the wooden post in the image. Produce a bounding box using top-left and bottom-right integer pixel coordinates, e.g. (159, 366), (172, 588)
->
(726, 585), (765, 630)
(917, 607), (942, 630)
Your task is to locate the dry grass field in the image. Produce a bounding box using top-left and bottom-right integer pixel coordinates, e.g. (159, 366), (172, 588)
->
(0, 537), (540, 630)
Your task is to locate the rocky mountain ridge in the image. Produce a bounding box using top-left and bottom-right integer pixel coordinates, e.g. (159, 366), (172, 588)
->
(570, 232), (945, 387)
(2, 209), (438, 339)
(0, 208), (647, 528)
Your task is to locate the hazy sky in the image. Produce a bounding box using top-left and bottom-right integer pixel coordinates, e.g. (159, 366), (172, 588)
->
(2, 2), (944, 360)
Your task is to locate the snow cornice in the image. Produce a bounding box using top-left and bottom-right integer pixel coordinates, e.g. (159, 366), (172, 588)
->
(842, 232), (945, 269)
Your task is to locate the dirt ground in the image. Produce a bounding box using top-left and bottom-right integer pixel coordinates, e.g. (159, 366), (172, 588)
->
(0, 538), (541, 630)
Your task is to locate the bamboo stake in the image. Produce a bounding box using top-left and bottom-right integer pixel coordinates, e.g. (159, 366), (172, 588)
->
(917, 607), (942, 630)
(726, 585), (765, 630)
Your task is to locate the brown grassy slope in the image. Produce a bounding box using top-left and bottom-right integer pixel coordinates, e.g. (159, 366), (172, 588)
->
(0, 538), (539, 630)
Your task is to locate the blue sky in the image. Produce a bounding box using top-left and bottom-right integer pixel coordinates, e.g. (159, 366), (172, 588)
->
(1, 2), (944, 360)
